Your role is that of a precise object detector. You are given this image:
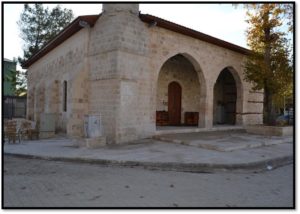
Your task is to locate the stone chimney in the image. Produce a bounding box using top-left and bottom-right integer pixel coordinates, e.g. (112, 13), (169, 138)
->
(102, 3), (139, 15)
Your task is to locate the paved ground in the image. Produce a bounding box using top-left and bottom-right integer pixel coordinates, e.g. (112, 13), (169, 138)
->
(3, 155), (294, 208)
(3, 131), (293, 172)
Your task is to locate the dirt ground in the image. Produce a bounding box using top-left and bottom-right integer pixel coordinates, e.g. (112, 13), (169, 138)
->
(3, 155), (294, 208)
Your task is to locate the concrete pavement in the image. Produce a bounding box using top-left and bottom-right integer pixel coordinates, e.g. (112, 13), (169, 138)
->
(3, 130), (294, 173)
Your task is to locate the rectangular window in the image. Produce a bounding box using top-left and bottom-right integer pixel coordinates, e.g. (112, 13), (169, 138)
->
(63, 81), (67, 112)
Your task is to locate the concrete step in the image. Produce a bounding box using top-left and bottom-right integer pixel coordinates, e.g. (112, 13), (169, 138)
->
(153, 133), (293, 152)
(155, 125), (244, 135)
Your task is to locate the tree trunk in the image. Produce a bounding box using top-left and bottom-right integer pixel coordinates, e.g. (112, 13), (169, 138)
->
(264, 87), (276, 125)
(262, 12), (276, 125)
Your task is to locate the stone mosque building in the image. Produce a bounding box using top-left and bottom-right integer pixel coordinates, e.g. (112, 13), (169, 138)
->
(23, 4), (263, 144)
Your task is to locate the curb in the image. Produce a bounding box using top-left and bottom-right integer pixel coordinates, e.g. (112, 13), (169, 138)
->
(4, 152), (293, 173)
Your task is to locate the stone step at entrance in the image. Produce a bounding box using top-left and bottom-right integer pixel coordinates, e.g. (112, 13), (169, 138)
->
(153, 131), (293, 152)
(155, 125), (244, 135)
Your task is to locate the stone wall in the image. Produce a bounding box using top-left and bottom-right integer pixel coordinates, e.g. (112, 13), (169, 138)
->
(26, 29), (89, 136)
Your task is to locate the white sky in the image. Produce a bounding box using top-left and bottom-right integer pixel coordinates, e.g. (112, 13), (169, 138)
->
(3, 2), (249, 66)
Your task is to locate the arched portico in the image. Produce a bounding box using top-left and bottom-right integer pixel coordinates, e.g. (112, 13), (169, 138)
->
(213, 67), (243, 125)
(155, 53), (207, 128)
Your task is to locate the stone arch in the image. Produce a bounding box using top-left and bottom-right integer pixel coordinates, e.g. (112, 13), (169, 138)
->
(213, 66), (243, 125)
(155, 51), (206, 79)
(155, 52), (207, 127)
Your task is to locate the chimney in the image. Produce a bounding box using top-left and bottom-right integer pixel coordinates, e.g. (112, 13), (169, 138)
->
(102, 3), (139, 15)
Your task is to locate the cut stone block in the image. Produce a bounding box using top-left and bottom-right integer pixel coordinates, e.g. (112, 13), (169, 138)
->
(85, 136), (107, 149)
(39, 131), (55, 139)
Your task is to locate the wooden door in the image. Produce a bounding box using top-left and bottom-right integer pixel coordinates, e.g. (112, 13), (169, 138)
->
(168, 81), (182, 125)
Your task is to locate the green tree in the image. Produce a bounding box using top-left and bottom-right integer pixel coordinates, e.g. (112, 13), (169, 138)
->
(243, 4), (293, 125)
(5, 68), (27, 96)
(18, 4), (74, 65)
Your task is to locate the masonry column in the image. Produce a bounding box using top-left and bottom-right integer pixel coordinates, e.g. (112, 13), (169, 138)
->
(205, 84), (214, 128)
(102, 3), (139, 14)
(88, 3), (150, 144)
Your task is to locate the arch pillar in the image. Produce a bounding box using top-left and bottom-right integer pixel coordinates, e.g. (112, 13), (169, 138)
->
(203, 83), (214, 128)
(227, 67), (244, 125)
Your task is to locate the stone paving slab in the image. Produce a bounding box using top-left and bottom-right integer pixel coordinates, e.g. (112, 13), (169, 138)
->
(3, 132), (294, 173)
(154, 131), (293, 152)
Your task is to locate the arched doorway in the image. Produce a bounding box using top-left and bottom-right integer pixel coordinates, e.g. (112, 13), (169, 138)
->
(156, 54), (203, 127)
(213, 68), (239, 125)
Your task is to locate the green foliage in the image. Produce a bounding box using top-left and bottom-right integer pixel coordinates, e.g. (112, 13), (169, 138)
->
(243, 4), (293, 124)
(4, 69), (27, 96)
(18, 4), (74, 65)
